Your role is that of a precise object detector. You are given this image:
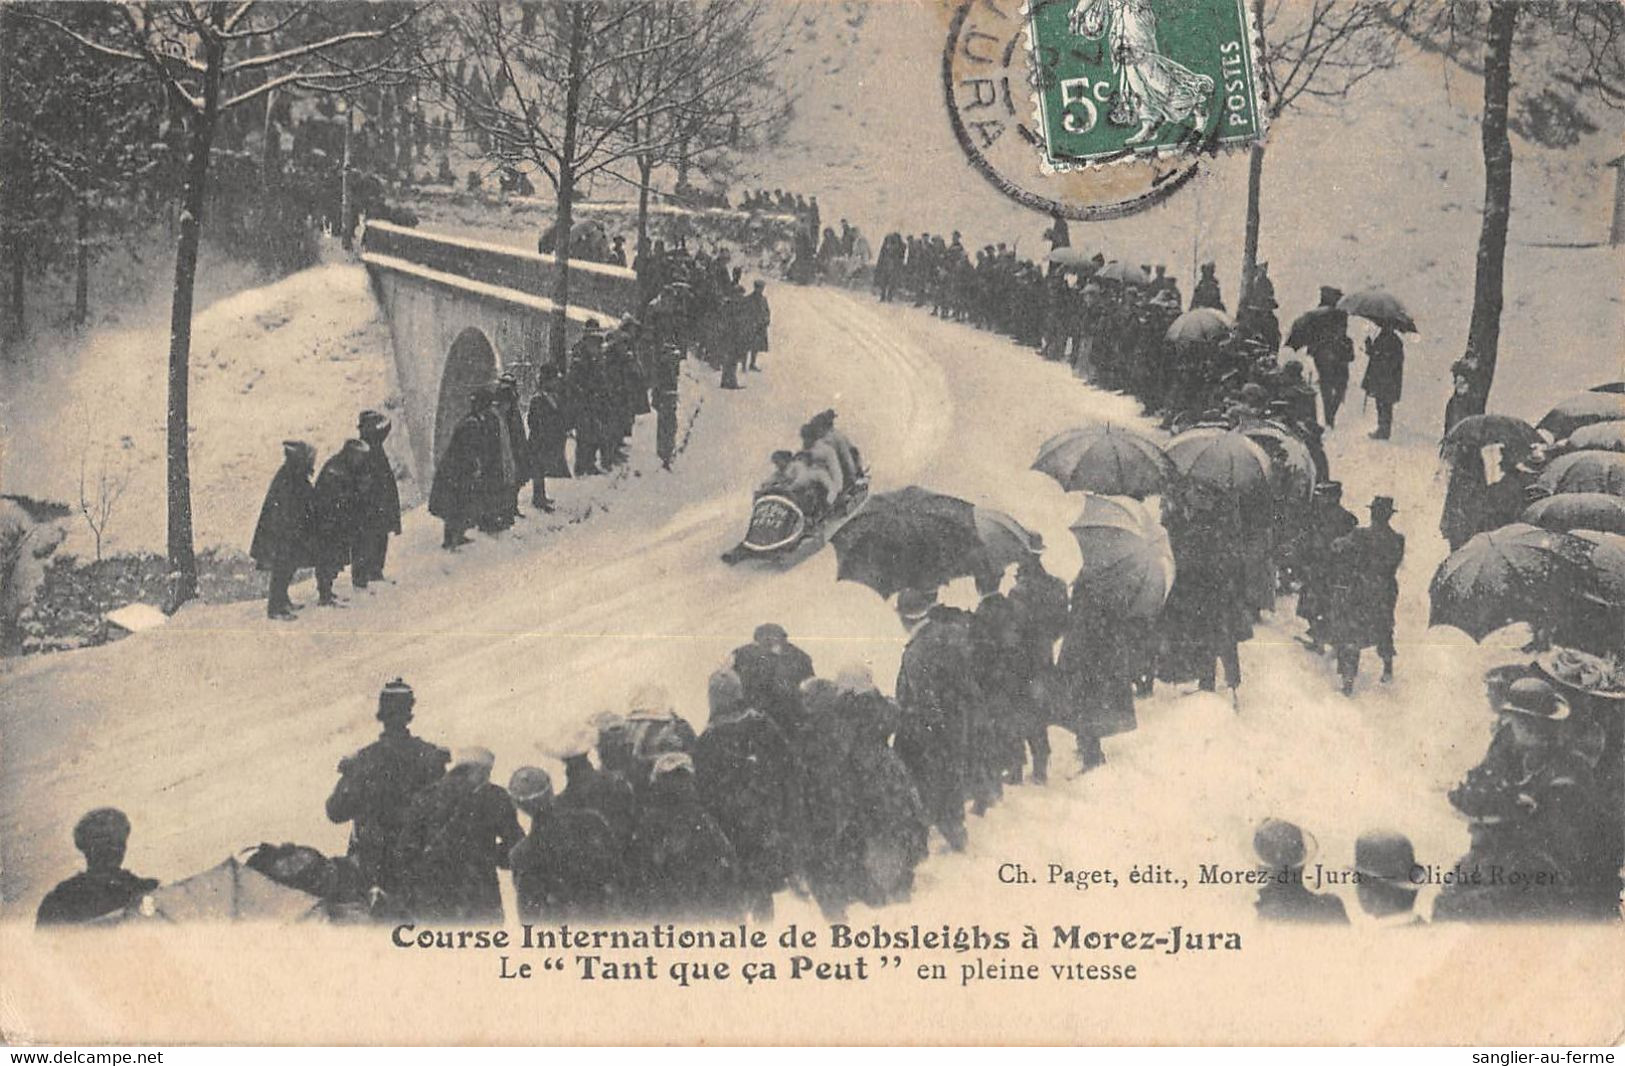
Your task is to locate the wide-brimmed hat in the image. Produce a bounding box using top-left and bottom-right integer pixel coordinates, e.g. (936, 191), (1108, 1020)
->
(1354, 830), (1419, 885)
(451, 746), (495, 772)
(1495, 677), (1571, 722)
(1253, 818), (1317, 869)
(1369, 495), (1397, 517)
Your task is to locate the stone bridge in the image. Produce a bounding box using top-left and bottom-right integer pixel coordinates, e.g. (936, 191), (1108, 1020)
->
(360, 221), (639, 485)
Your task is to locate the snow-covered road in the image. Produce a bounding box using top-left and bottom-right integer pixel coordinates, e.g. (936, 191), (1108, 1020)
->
(2, 279), (1501, 928)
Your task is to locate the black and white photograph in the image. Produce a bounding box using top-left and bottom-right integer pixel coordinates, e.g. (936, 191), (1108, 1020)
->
(0, 0), (1622, 1048)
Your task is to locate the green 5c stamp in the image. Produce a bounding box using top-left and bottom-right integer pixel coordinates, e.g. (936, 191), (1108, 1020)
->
(1024, 0), (1264, 169)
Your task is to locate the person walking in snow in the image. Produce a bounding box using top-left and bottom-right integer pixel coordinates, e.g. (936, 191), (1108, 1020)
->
(353, 411), (401, 587)
(251, 439), (318, 620)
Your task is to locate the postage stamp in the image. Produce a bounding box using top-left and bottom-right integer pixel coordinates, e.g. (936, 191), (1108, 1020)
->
(1023, 0), (1266, 170)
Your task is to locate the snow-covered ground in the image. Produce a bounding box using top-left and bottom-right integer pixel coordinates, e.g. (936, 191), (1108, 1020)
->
(0, 272), (1557, 930)
(0, 254), (407, 560)
(2, 3), (1621, 942)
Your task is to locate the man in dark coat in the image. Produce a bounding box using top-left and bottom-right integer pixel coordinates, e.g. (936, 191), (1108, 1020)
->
(311, 438), (371, 607)
(1251, 818), (1349, 924)
(393, 746), (523, 923)
(324, 679), (449, 898)
(427, 390), (490, 549)
(625, 752), (744, 919)
(250, 440), (317, 620)
(652, 343), (683, 470)
(527, 366), (571, 511)
(1006, 558), (1069, 783)
(730, 622), (816, 737)
(827, 667), (931, 910)
(556, 741), (639, 852)
(893, 588), (981, 851)
(568, 325), (613, 473)
(1329, 496), (1405, 694)
(1295, 481), (1358, 651)
(1159, 489), (1248, 695)
(1305, 286), (1354, 428)
(36, 808), (159, 927)
(508, 766), (625, 921)
(1361, 324), (1405, 440)
(718, 293), (748, 389)
(1190, 262), (1224, 311)
(742, 280), (771, 370)
(692, 669), (807, 920)
(353, 412), (401, 587)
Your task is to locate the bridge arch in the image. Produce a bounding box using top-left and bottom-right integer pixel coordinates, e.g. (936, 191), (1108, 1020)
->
(434, 327), (501, 465)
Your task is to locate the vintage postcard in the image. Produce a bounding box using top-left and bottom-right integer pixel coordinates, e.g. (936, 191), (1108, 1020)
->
(1, 0), (1622, 1047)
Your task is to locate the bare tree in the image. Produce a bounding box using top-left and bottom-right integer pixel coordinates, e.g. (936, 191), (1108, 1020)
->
(598, 1), (794, 254)
(77, 445), (132, 564)
(423, 0), (792, 361)
(28, 1), (421, 605)
(1240, 0), (1399, 306)
(1393, 0), (1625, 425)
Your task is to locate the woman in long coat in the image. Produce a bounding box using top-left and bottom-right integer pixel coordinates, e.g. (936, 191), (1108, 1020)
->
(527, 369), (572, 510)
(1056, 579), (1145, 770)
(1157, 490), (1250, 692)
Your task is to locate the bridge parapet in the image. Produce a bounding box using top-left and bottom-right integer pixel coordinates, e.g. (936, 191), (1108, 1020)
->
(364, 221), (640, 320)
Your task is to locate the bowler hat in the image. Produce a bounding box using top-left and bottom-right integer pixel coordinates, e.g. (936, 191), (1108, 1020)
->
(507, 766), (554, 807)
(754, 623), (788, 644)
(895, 587), (938, 621)
(1253, 818), (1317, 869)
(1354, 830), (1419, 885)
(1369, 495), (1398, 517)
(1495, 677), (1571, 722)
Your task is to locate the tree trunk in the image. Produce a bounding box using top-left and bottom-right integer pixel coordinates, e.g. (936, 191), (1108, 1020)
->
(1238, 140), (1265, 310)
(73, 192), (89, 326)
(636, 153), (653, 260)
(0, 4), (24, 349)
(164, 35), (225, 608)
(549, 6), (586, 367)
(261, 87), (278, 184)
(1455, 1), (1518, 424)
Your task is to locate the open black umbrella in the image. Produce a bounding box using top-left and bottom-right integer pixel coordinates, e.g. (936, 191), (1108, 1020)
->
(1440, 414), (1542, 458)
(1337, 289), (1417, 333)
(973, 506), (1044, 572)
(1521, 492), (1625, 535)
(1284, 306), (1342, 350)
(1562, 422), (1625, 454)
(1537, 391), (1625, 440)
(830, 486), (983, 598)
(1534, 450), (1625, 498)
(1574, 530), (1625, 606)
(1068, 494), (1175, 619)
(1428, 523), (1596, 641)
(1031, 423), (1174, 499)
(1166, 427), (1273, 509)
(1244, 423), (1317, 508)
(1096, 260), (1149, 285)
(1165, 307), (1233, 348)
